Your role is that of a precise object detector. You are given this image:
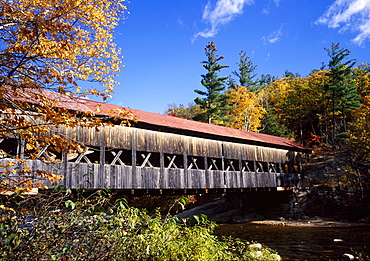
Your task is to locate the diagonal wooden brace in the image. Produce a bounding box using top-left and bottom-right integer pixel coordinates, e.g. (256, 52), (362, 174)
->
(111, 150), (125, 165)
(166, 155), (178, 169)
(140, 153), (153, 167)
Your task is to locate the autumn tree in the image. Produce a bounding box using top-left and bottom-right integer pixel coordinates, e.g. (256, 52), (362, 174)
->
(225, 86), (265, 132)
(266, 71), (328, 143)
(0, 0), (129, 192)
(194, 41), (229, 124)
(353, 63), (370, 99)
(323, 43), (360, 146)
(165, 102), (204, 120)
(347, 96), (370, 162)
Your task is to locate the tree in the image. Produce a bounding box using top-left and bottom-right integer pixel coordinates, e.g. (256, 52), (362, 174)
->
(0, 0), (129, 192)
(194, 41), (229, 124)
(258, 74), (291, 138)
(232, 51), (259, 92)
(324, 43), (360, 145)
(165, 102), (204, 120)
(346, 96), (370, 195)
(267, 71), (328, 143)
(353, 63), (370, 99)
(225, 86), (265, 132)
(347, 96), (370, 162)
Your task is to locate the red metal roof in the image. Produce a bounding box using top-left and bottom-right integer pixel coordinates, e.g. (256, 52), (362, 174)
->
(7, 90), (308, 152)
(48, 93), (309, 152)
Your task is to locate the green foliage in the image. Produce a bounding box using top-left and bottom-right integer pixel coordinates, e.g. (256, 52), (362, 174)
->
(0, 189), (281, 260)
(232, 51), (259, 92)
(260, 110), (291, 138)
(324, 43), (361, 145)
(195, 41), (229, 124)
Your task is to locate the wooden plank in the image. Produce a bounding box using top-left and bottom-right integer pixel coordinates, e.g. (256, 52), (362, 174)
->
(116, 165), (123, 188)
(207, 170), (214, 188)
(249, 172), (257, 188)
(145, 167), (160, 189)
(214, 170), (224, 189)
(178, 169), (185, 189)
(160, 132), (165, 188)
(233, 170), (241, 188)
(131, 128), (137, 187)
(270, 173), (277, 187)
(200, 170), (207, 188)
(187, 166), (193, 188)
(183, 138), (188, 189)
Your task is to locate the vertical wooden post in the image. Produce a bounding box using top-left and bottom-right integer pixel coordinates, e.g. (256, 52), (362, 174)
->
(253, 160), (258, 187)
(17, 139), (25, 159)
(159, 137), (164, 189)
(183, 138), (188, 189)
(204, 156), (208, 189)
(278, 162), (283, 187)
(131, 128), (137, 188)
(239, 155), (243, 188)
(100, 129), (106, 188)
(221, 143), (225, 171)
(62, 152), (68, 188)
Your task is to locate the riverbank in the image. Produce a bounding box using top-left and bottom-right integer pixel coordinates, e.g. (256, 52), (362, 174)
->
(249, 218), (370, 227)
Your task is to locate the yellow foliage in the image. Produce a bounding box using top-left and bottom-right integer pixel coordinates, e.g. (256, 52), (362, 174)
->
(265, 71), (328, 132)
(347, 96), (370, 161)
(0, 0), (133, 193)
(225, 86), (266, 132)
(354, 64), (370, 98)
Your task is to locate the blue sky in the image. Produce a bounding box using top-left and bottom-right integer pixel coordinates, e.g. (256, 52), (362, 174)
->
(108, 0), (370, 114)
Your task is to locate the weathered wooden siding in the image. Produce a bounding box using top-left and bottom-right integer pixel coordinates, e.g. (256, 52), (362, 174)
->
(0, 159), (300, 190)
(49, 126), (303, 163)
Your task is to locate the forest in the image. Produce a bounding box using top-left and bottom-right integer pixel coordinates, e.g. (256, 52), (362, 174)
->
(166, 41), (370, 216)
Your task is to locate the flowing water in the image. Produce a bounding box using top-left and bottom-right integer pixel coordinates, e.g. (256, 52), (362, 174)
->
(214, 222), (370, 260)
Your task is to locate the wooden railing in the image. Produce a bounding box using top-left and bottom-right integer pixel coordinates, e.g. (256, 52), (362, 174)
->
(1, 159), (301, 190)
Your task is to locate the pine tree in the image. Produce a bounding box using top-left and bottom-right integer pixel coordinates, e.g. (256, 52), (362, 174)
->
(324, 43), (361, 145)
(232, 51), (259, 92)
(194, 41), (229, 124)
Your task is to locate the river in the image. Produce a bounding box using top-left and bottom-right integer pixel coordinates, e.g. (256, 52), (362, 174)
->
(214, 222), (370, 260)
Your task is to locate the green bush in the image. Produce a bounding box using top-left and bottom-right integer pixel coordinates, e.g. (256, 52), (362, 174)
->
(0, 188), (281, 260)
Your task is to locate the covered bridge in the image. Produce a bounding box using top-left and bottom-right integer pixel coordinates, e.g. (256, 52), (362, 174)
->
(0, 94), (310, 193)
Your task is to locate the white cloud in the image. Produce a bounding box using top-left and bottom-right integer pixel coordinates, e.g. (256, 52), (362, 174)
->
(273, 0), (281, 6)
(193, 0), (254, 41)
(265, 52), (271, 62)
(262, 7), (270, 15)
(262, 26), (283, 44)
(316, 0), (370, 46)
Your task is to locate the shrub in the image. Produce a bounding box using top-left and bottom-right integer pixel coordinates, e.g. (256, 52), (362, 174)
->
(0, 188), (281, 260)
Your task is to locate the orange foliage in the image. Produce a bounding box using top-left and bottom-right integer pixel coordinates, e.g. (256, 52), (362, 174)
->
(0, 0), (131, 193)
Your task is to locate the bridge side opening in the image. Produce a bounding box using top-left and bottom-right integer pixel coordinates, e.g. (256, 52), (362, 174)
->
(136, 151), (160, 168)
(105, 148), (132, 165)
(164, 153), (183, 169)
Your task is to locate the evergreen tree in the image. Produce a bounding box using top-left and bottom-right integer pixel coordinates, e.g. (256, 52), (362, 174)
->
(194, 41), (229, 124)
(226, 75), (237, 89)
(260, 111), (291, 138)
(258, 74), (276, 91)
(324, 43), (361, 145)
(232, 51), (259, 92)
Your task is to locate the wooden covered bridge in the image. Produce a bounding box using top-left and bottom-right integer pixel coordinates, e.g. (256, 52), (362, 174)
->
(0, 94), (310, 193)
